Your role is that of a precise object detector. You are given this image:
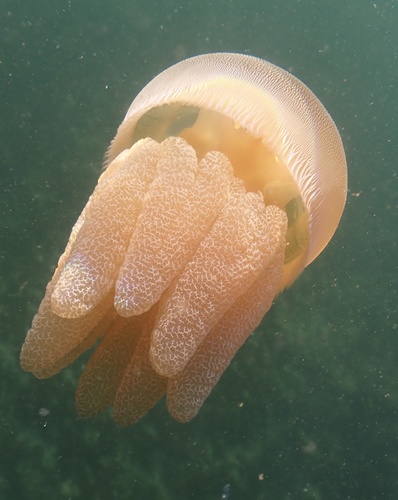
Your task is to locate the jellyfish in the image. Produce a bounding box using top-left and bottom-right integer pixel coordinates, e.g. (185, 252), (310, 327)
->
(20, 53), (347, 424)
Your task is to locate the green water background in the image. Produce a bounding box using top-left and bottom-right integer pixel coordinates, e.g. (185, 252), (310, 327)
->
(1, 0), (397, 498)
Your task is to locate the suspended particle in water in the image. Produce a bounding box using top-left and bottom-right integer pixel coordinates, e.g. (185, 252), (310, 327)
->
(221, 483), (231, 500)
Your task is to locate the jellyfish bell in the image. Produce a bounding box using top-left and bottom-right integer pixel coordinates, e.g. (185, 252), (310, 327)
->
(108, 53), (347, 282)
(20, 53), (347, 424)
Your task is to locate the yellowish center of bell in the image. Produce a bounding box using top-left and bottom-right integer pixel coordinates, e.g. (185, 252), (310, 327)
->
(132, 104), (309, 282)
